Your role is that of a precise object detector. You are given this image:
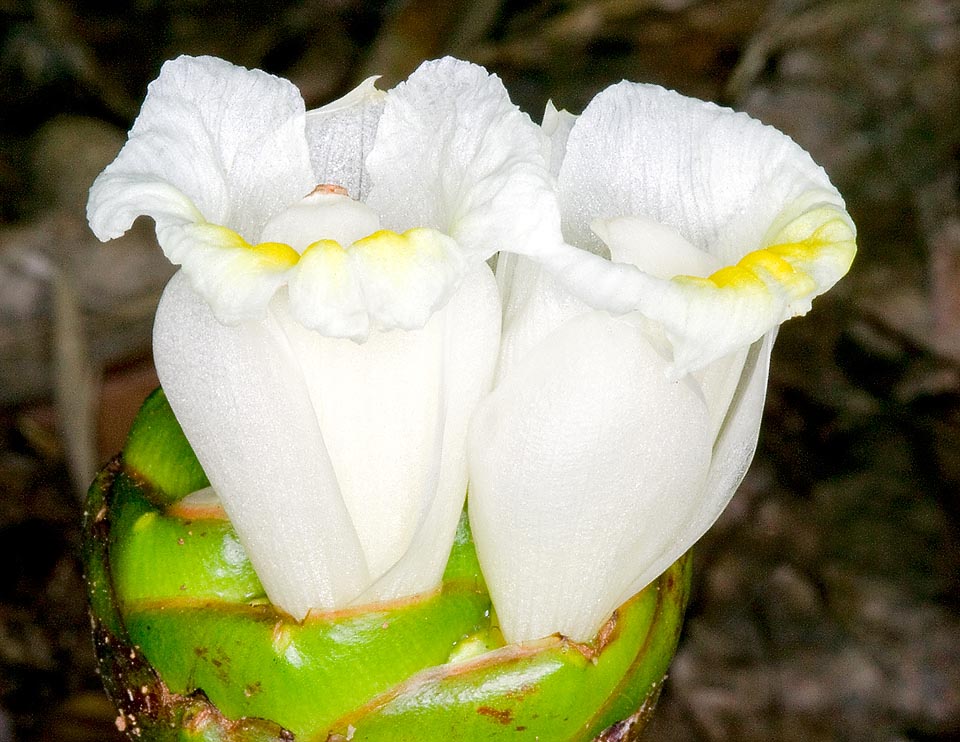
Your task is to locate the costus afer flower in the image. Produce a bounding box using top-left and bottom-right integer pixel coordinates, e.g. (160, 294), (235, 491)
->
(84, 54), (855, 740)
(470, 84), (856, 643)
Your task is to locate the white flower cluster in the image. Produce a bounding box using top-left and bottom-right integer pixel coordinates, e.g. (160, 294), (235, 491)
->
(88, 56), (854, 642)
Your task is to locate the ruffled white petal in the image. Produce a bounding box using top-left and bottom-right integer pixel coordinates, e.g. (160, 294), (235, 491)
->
(351, 228), (467, 332)
(287, 240), (369, 338)
(159, 222), (298, 324)
(544, 199), (853, 373)
(365, 57), (564, 263)
(87, 56), (319, 326)
(153, 273), (369, 620)
(87, 177), (202, 241)
(287, 226), (468, 339)
(540, 82), (856, 373)
(88, 55), (314, 243)
(305, 77), (386, 200)
(468, 311), (713, 642)
(558, 81), (839, 260)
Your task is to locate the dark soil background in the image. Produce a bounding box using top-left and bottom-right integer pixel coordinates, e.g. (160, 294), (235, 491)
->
(1, 1), (959, 740)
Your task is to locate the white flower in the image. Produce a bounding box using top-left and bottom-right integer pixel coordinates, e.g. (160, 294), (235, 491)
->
(466, 86), (856, 642)
(88, 55), (855, 639)
(87, 55), (565, 620)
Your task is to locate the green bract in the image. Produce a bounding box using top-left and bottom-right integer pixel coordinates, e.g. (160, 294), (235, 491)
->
(84, 389), (691, 741)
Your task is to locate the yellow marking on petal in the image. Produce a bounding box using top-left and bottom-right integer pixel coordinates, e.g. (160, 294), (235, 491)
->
(739, 250), (794, 280)
(248, 241), (300, 269)
(739, 249), (816, 298)
(674, 265), (756, 291)
(766, 212), (857, 275)
(194, 223), (247, 248)
(300, 239), (352, 286)
(707, 264), (767, 289)
(672, 203), (855, 302)
(194, 223), (300, 270)
(402, 227), (447, 257)
(351, 228), (447, 268)
(768, 216), (850, 254)
(353, 229), (407, 253)
(302, 238), (347, 258)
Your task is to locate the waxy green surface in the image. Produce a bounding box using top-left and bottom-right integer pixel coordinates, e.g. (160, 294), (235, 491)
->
(84, 388), (692, 741)
(123, 387), (211, 504)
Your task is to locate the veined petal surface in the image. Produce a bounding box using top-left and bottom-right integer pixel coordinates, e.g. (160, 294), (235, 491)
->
(546, 82), (855, 373)
(88, 55), (314, 244)
(365, 57), (564, 263)
(558, 82), (840, 261)
(305, 77), (386, 200)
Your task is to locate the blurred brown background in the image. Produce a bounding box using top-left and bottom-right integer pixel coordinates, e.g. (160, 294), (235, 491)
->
(1, 0), (959, 740)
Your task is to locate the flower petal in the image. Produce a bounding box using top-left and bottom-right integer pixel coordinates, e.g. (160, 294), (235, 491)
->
(365, 57), (563, 262)
(363, 264), (502, 600)
(468, 311), (713, 642)
(541, 82), (855, 373)
(288, 239), (369, 338)
(286, 225), (468, 339)
(620, 331), (775, 601)
(591, 216), (721, 279)
(153, 272), (369, 620)
(304, 76), (386, 200)
(274, 267), (498, 585)
(544, 199), (854, 371)
(700, 332), (775, 530)
(541, 100), (576, 177)
(161, 222), (298, 324)
(558, 81), (842, 261)
(88, 55), (314, 245)
(271, 312), (443, 580)
(494, 254), (589, 384)
(349, 227), (467, 333)
(692, 344), (751, 444)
